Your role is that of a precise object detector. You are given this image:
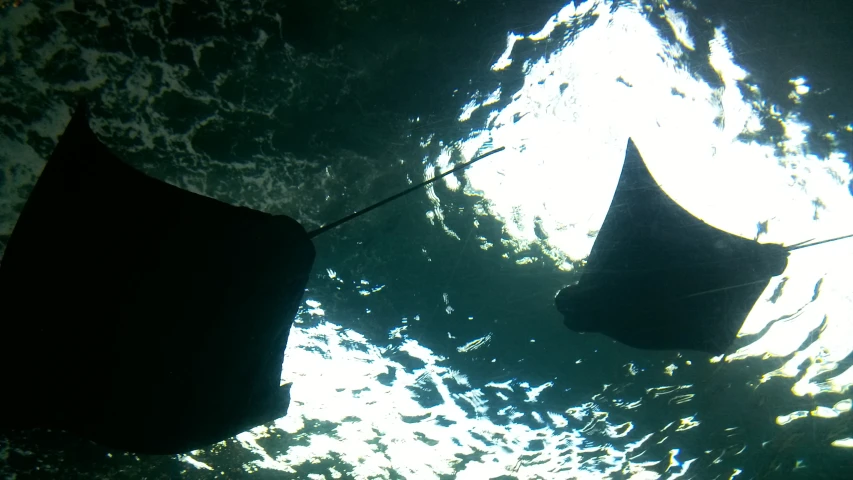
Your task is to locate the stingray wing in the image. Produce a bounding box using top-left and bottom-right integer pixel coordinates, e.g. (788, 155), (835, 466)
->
(0, 102), (315, 454)
(556, 139), (788, 354)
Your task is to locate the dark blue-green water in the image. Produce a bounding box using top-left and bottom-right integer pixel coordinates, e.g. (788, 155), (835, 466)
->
(2, 0), (852, 478)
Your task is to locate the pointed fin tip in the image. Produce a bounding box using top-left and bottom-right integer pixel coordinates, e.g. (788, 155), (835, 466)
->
(65, 98), (93, 137)
(74, 98), (90, 118)
(624, 138), (850, 255)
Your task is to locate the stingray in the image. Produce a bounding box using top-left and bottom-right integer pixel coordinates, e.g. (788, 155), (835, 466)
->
(0, 101), (503, 455)
(555, 138), (852, 354)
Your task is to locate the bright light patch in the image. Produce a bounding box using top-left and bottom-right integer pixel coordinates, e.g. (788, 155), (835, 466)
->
(435, 0), (852, 405)
(831, 438), (853, 448)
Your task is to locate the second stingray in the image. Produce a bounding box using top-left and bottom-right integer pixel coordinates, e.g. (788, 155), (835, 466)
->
(555, 139), (852, 354)
(0, 101), (503, 455)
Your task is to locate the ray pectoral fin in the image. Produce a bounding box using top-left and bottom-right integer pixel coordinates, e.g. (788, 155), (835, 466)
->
(240, 383), (292, 433)
(555, 285), (600, 333)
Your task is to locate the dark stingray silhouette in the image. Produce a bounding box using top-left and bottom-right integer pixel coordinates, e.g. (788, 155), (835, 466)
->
(555, 139), (852, 354)
(0, 101), (503, 455)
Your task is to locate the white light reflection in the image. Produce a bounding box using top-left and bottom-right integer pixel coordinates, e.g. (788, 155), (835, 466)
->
(192, 1), (851, 477)
(440, 0), (853, 409)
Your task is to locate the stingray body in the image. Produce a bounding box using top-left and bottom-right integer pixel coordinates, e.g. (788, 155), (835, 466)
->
(555, 139), (792, 354)
(0, 104), (314, 454)
(0, 102), (502, 454)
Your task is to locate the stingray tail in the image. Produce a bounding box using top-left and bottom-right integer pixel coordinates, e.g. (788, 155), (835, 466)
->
(786, 233), (853, 251)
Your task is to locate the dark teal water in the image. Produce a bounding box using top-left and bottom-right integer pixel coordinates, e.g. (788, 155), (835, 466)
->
(1, 0), (851, 478)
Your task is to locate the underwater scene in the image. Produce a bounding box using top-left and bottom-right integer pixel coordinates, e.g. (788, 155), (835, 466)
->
(1, 0), (852, 478)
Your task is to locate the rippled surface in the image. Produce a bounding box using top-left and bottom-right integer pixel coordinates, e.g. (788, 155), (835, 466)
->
(1, 0), (852, 478)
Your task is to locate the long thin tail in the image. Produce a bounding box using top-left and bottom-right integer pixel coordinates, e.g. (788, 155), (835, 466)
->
(787, 233), (853, 251)
(308, 146), (505, 238)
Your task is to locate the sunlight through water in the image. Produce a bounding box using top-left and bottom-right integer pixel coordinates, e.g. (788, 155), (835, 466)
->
(175, 1), (853, 477)
(447, 0), (853, 419)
